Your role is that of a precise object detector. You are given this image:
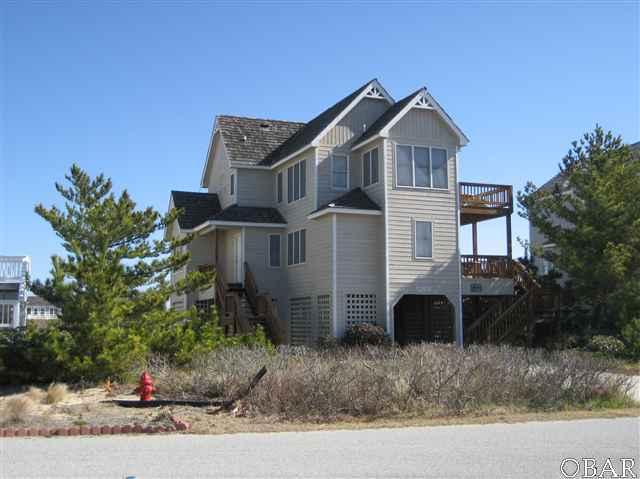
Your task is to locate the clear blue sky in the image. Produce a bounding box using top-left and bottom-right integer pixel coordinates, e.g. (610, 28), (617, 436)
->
(1, 1), (638, 281)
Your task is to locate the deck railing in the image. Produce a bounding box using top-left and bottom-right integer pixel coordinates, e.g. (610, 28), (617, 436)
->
(459, 182), (513, 210)
(461, 254), (512, 278)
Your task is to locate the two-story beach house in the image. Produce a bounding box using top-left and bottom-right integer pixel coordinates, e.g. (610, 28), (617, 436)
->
(167, 79), (533, 346)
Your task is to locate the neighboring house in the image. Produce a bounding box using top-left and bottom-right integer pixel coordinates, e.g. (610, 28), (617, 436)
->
(26, 295), (61, 325)
(529, 141), (640, 276)
(0, 256), (31, 328)
(167, 79), (526, 346)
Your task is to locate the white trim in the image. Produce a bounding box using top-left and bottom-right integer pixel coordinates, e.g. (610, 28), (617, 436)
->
(230, 163), (271, 170)
(311, 80), (393, 147)
(330, 153), (350, 191)
(331, 214), (338, 336)
(362, 146), (380, 189)
(188, 220), (287, 234)
(267, 145), (314, 171)
(351, 134), (381, 152)
(307, 208), (382, 221)
(375, 88), (469, 148)
(413, 219), (434, 260)
(267, 233), (282, 269)
(383, 139), (391, 340)
(200, 124), (219, 187)
(314, 147), (319, 209)
(454, 148), (463, 346)
(240, 227), (246, 281)
(394, 143), (449, 191)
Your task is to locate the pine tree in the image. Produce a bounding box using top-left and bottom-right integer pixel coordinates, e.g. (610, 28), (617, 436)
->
(32, 165), (214, 380)
(518, 127), (640, 339)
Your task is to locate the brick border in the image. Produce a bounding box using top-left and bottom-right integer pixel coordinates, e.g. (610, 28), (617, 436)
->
(0, 416), (191, 438)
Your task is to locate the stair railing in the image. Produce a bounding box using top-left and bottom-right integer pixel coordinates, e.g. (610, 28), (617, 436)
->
(244, 262), (286, 345)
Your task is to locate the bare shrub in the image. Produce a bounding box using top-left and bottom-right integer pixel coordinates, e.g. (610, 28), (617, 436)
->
(2, 396), (34, 424)
(25, 386), (46, 403)
(46, 383), (68, 404)
(148, 344), (633, 421)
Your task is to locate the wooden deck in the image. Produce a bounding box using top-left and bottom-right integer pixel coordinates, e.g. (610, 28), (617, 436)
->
(460, 182), (513, 226)
(461, 254), (512, 278)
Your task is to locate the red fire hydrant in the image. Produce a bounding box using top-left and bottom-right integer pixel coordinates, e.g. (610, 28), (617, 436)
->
(135, 371), (155, 401)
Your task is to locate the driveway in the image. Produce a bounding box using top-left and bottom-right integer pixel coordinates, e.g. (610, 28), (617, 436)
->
(1, 417), (638, 478)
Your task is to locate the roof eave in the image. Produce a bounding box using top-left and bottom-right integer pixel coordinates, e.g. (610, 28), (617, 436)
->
(308, 208), (382, 221)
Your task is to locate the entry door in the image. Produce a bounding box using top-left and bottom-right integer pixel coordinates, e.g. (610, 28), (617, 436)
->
(232, 234), (242, 283)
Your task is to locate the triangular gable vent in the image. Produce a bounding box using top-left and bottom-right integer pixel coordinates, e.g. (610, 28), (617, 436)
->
(414, 95), (434, 110)
(365, 85), (386, 99)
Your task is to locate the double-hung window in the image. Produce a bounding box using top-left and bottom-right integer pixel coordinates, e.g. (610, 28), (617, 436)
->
(396, 145), (448, 189)
(332, 154), (348, 190)
(363, 148), (379, 187)
(276, 172), (283, 203)
(414, 221), (433, 259)
(268, 234), (281, 268)
(287, 159), (307, 203)
(287, 229), (306, 266)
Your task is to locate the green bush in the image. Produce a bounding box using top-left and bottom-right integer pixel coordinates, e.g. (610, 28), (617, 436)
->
(621, 318), (640, 359)
(342, 323), (389, 347)
(587, 335), (625, 357)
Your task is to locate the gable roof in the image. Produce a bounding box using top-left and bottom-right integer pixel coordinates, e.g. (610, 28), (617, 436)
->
(171, 191), (222, 229)
(309, 187), (381, 219)
(258, 79), (390, 167)
(351, 88), (469, 150)
(27, 295), (58, 308)
(350, 89), (423, 150)
(217, 116), (305, 168)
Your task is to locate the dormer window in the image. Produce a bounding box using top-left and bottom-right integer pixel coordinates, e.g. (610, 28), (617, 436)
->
(331, 154), (348, 190)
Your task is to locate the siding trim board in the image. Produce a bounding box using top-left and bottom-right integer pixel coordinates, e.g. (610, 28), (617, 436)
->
(308, 209), (382, 221)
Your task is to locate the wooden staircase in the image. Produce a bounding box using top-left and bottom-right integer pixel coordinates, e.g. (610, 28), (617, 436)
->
(214, 263), (286, 345)
(464, 261), (558, 345)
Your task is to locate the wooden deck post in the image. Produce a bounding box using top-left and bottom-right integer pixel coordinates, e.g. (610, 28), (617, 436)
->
(472, 222), (478, 257)
(506, 214), (512, 259)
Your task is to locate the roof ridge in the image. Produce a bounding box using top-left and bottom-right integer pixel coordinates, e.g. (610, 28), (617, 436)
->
(217, 114), (306, 125)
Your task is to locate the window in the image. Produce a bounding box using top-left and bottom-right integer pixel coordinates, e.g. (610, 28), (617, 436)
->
(49, 308), (54, 315)
(230, 173), (235, 196)
(396, 145), (448, 189)
(276, 172), (283, 203)
(40, 308), (45, 315)
(26, 308), (31, 315)
(0, 304), (14, 325)
(287, 159), (307, 203)
(363, 148), (379, 187)
(287, 228), (306, 265)
(195, 299), (215, 314)
(268, 234), (281, 268)
(332, 154), (348, 190)
(415, 221), (433, 259)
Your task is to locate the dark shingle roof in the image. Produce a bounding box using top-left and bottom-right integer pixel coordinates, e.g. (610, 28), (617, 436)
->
(217, 116), (305, 167)
(27, 295), (56, 307)
(211, 205), (286, 224)
(312, 188), (381, 215)
(351, 89), (422, 149)
(171, 191), (222, 229)
(258, 80), (375, 166)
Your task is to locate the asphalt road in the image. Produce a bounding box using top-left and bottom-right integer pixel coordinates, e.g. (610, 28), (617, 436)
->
(1, 417), (638, 478)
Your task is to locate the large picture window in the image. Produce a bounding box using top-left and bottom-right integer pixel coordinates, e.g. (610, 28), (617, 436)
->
(396, 145), (448, 189)
(363, 148), (379, 187)
(287, 229), (306, 266)
(332, 154), (348, 190)
(414, 221), (433, 259)
(287, 159), (307, 203)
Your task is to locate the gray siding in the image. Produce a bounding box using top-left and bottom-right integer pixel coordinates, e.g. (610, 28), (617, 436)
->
(237, 168), (275, 207)
(206, 133), (235, 208)
(385, 108), (461, 338)
(335, 214), (385, 335)
(316, 98), (389, 209)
